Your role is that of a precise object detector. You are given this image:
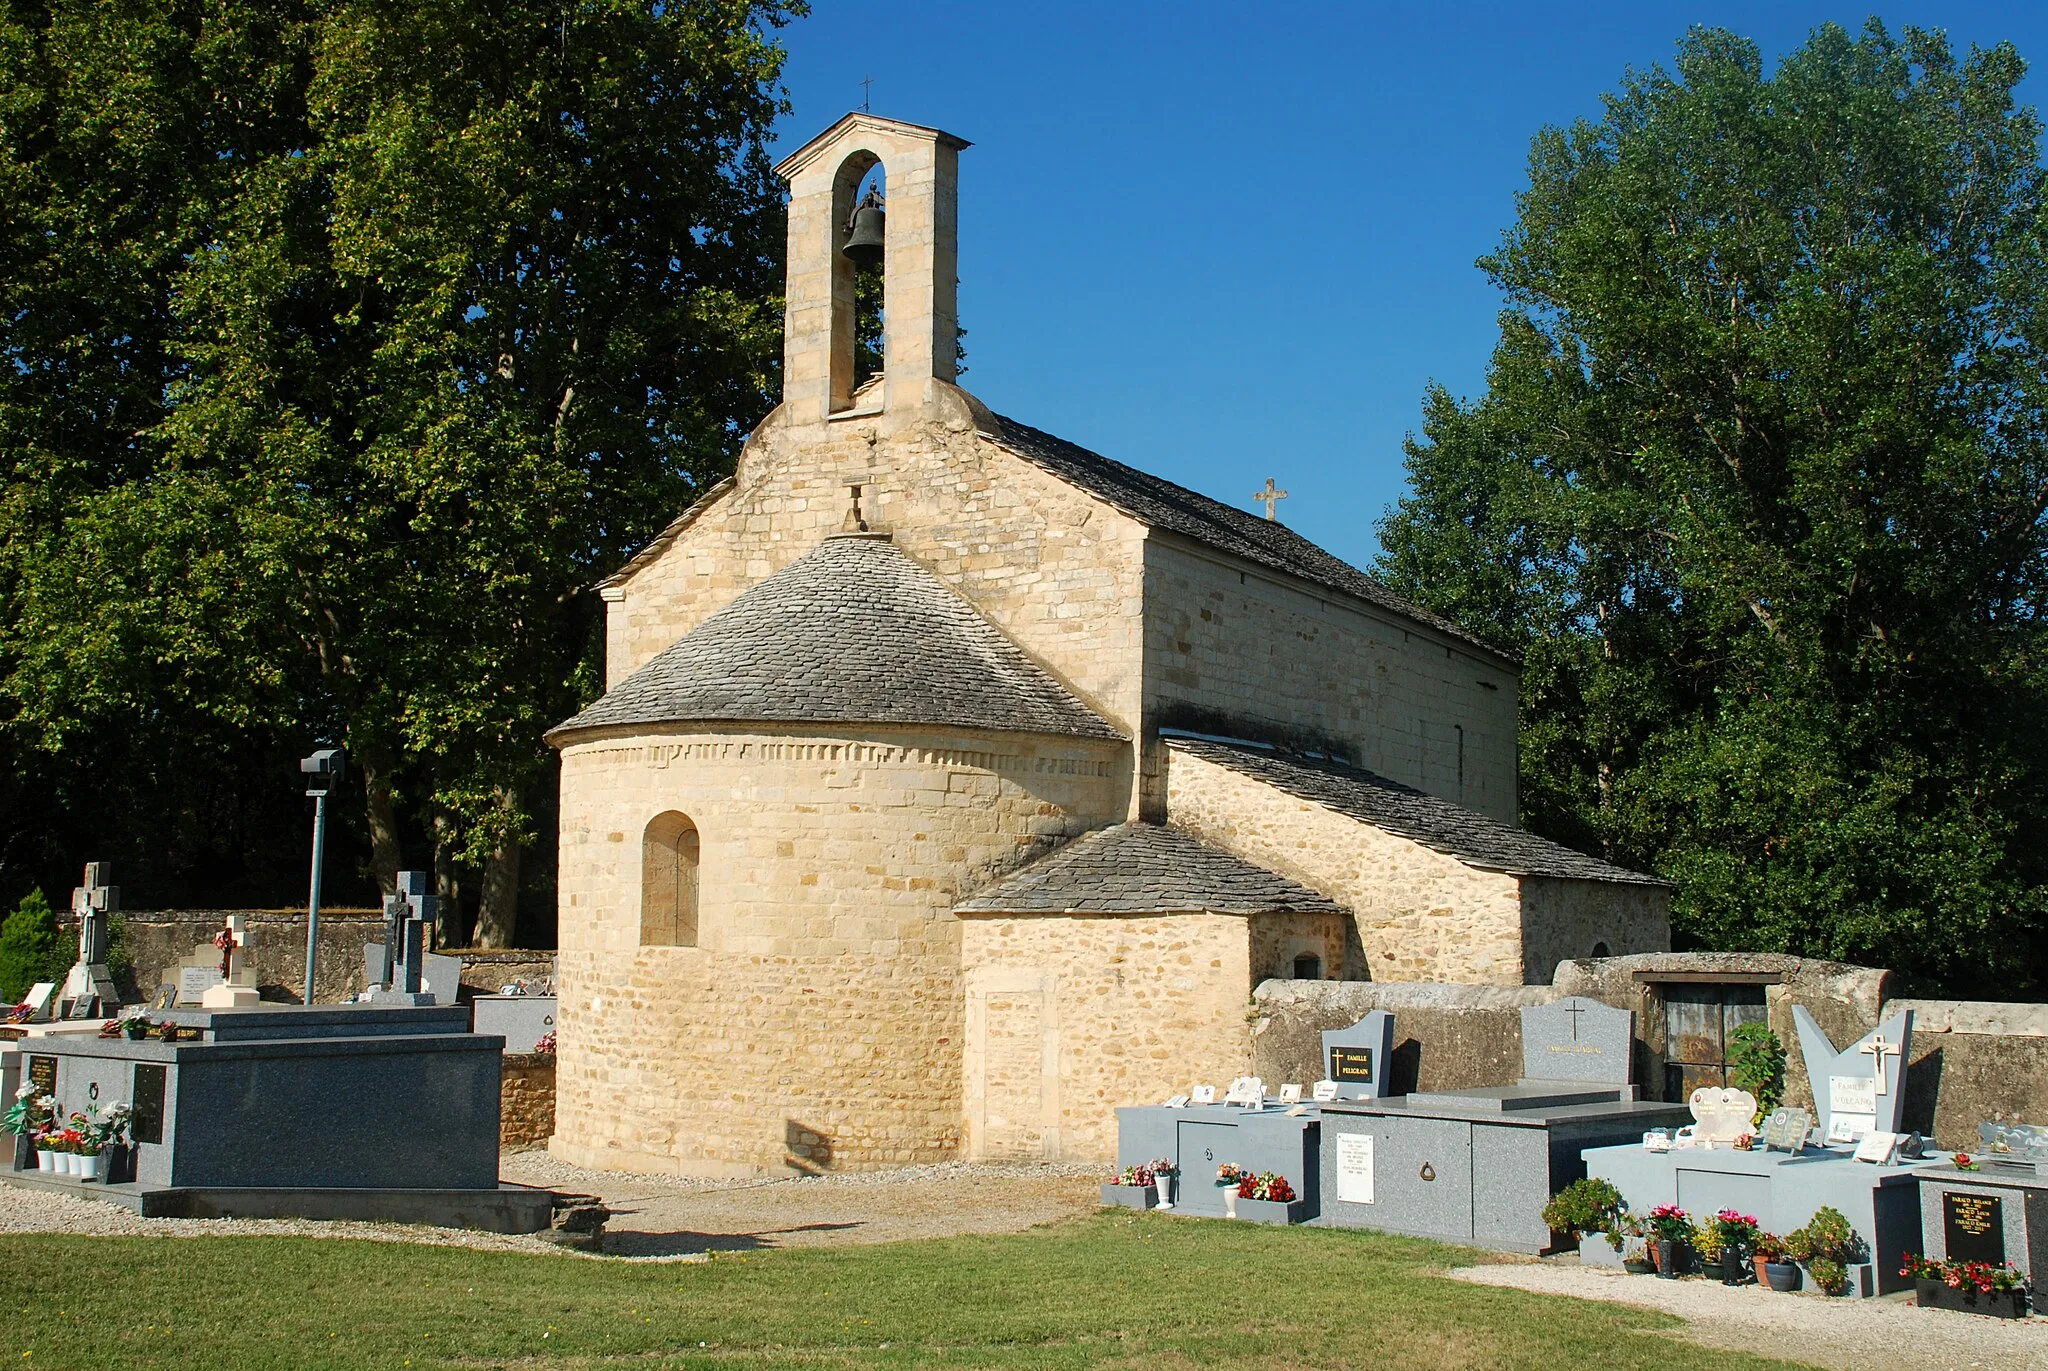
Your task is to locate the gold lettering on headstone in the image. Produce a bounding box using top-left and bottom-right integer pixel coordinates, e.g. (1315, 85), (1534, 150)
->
(1952, 1194), (1998, 1237)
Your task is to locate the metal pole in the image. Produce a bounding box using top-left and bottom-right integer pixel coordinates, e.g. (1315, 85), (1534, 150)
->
(303, 790), (328, 1005)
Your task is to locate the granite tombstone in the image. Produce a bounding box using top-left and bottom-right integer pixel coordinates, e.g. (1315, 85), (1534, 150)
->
(1319, 1011), (1396, 1101)
(1792, 1006), (1914, 1145)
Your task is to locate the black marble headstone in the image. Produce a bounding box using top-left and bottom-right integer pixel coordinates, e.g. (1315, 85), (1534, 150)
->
(130, 1063), (167, 1145)
(1943, 1190), (2007, 1266)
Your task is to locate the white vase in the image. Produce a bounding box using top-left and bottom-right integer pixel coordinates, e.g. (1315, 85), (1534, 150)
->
(1223, 1188), (1238, 1219)
(1155, 1176), (1174, 1210)
(35, 1150), (54, 1174)
(77, 1151), (100, 1182)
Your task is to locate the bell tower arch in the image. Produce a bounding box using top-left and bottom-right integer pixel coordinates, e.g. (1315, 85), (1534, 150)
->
(774, 114), (969, 421)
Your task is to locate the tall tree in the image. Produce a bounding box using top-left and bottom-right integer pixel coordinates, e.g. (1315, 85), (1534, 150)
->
(1378, 21), (2048, 996)
(0, 0), (798, 942)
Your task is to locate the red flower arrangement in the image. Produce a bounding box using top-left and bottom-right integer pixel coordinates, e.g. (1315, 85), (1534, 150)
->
(1237, 1170), (1297, 1202)
(1901, 1254), (2028, 1294)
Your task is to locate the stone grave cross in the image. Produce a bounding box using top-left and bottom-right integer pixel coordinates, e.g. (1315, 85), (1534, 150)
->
(1253, 478), (1289, 522)
(61, 861), (121, 1017)
(368, 871), (448, 1004)
(214, 914), (247, 981)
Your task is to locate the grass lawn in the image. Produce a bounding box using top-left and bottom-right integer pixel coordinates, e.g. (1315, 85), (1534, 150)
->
(0, 1211), (1816, 1371)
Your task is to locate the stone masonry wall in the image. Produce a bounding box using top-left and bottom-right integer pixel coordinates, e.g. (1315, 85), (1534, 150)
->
(958, 912), (1259, 1162)
(553, 722), (1126, 1177)
(501, 1054), (557, 1149)
(606, 385), (1150, 755)
(1142, 537), (1520, 824)
(1251, 979), (1555, 1094)
(1517, 878), (1670, 986)
(1165, 744), (1526, 984)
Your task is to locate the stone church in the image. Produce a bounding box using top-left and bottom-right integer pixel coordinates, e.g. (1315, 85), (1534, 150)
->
(546, 114), (1667, 1176)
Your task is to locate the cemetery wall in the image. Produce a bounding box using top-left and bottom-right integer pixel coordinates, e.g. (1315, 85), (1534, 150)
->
(603, 388), (1150, 753)
(1891, 1000), (2048, 1149)
(1517, 878), (1670, 985)
(553, 721), (1127, 1176)
(501, 1053), (557, 1148)
(1165, 745), (1526, 983)
(1141, 536), (1519, 825)
(1250, 978), (1551, 1093)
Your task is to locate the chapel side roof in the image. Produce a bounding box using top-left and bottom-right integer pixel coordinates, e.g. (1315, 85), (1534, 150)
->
(955, 822), (1345, 915)
(549, 533), (1122, 743)
(1165, 736), (1667, 887)
(991, 415), (1518, 668)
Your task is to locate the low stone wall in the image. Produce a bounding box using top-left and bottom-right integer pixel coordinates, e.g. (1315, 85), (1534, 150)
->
(1892, 999), (2048, 1148)
(1251, 979), (1554, 1093)
(502, 1053), (557, 1148)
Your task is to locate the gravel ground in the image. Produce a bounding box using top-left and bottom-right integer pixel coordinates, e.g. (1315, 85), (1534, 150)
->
(0, 1152), (1104, 1260)
(1453, 1261), (2048, 1371)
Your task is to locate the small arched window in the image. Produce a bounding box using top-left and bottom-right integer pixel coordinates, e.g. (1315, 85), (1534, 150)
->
(1292, 953), (1323, 981)
(642, 812), (700, 947)
(1590, 941), (1612, 960)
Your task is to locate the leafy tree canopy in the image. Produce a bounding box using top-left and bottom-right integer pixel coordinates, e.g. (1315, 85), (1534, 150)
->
(0, 0), (800, 940)
(1377, 21), (2048, 995)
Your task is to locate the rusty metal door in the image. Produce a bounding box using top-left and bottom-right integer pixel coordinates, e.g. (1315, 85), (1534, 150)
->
(1662, 983), (1767, 1100)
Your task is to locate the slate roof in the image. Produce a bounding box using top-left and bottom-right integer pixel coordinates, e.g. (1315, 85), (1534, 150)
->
(991, 415), (1516, 667)
(955, 823), (1345, 914)
(550, 534), (1122, 741)
(1165, 736), (1667, 887)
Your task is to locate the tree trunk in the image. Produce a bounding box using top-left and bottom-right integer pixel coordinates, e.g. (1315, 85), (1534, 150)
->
(359, 749), (403, 894)
(473, 786), (522, 949)
(432, 812), (466, 948)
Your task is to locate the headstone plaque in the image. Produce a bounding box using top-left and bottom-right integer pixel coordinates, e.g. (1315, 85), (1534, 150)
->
(1853, 1129), (1902, 1165)
(1190, 1085), (1216, 1104)
(1311, 1080), (1339, 1103)
(1224, 1076), (1265, 1108)
(1688, 1086), (1758, 1144)
(1335, 1131), (1375, 1204)
(26, 1054), (56, 1099)
(1278, 1083), (1303, 1104)
(1521, 996), (1633, 1087)
(20, 983), (54, 1022)
(1330, 1047), (1376, 1083)
(1943, 1191), (2006, 1266)
(1760, 1106), (1813, 1153)
(1320, 1010), (1397, 1100)
(131, 1063), (167, 1145)
(177, 965), (224, 1005)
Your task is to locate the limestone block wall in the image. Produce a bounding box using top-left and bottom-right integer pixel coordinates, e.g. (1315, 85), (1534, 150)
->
(959, 912), (1293, 1162)
(1251, 979), (1556, 1095)
(1248, 912), (1347, 984)
(604, 388), (1149, 750)
(1516, 878), (1670, 986)
(1165, 745), (1526, 984)
(553, 722), (1127, 1176)
(501, 1054), (557, 1149)
(1141, 537), (1519, 824)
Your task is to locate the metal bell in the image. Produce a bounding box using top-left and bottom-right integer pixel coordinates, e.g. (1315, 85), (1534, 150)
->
(843, 191), (885, 268)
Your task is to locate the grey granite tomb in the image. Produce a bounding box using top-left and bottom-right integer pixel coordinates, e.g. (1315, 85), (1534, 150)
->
(1115, 1101), (1320, 1221)
(1317, 997), (1690, 1252)
(2, 1003), (550, 1232)
(1915, 1161), (2048, 1280)
(1320, 1011), (1396, 1102)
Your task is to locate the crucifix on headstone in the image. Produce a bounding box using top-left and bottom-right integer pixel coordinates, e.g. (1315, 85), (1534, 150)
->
(1253, 478), (1289, 522)
(1860, 1031), (1899, 1097)
(213, 914), (247, 982)
(61, 861), (121, 1018)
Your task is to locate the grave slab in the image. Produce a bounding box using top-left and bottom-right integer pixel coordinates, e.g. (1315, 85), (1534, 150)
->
(1915, 1165), (2048, 1281)
(1116, 1103), (1320, 1221)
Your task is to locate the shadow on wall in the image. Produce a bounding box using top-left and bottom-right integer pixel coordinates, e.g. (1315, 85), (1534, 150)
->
(785, 1119), (835, 1175)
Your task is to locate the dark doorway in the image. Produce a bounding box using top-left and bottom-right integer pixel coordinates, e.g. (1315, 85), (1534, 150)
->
(1662, 982), (1767, 1100)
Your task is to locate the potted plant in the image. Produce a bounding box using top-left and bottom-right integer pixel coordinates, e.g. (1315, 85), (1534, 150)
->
(1709, 1209), (1761, 1285)
(1728, 1023), (1786, 1124)
(1150, 1158), (1178, 1210)
(1101, 1161), (1158, 1210)
(1902, 1255), (2032, 1318)
(1753, 1232), (1800, 1291)
(82, 1101), (131, 1183)
(1540, 1177), (1626, 1253)
(1234, 1170), (1308, 1225)
(1646, 1203), (1691, 1278)
(1214, 1163), (1245, 1220)
(1787, 1206), (1865, 1296)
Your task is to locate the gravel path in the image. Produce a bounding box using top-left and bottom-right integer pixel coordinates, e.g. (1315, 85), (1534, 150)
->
(1453, 1262), (2048, 1371)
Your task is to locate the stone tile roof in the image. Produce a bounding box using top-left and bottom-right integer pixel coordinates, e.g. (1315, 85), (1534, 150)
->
(550, 534), (1122, 742)
(956, 822), (1345, 914)
(991, 415), (1516, 667)
(1166, 736), (1667, 887)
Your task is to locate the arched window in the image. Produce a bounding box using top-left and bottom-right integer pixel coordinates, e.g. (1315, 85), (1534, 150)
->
(642, 812), (699, 947)
(1292, 953), (1323, 981)
(1590, 941), (1611, 959)
(830, 152), (886, 412)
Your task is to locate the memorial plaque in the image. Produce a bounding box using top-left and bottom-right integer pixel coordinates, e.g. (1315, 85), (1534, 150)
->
(26, 1054), (55, 1099)
(1336, 1131), (1376, 1204)
(1944, 1191), (2006, 1266)
(1761, 1107), (1813, 1153)
(1311, 1080), (1339, 1102)
(131, 1063), (167, 1145)
(1330, 1046), (1375, 1084)
(1830, 1075), (1878, 1116)
(177, 965), (224, 1006)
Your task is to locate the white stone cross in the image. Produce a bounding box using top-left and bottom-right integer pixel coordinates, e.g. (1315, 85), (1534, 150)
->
(1253, 478), (1289, 522)
(1860, 1032), (1899, 1097)
(213, 914), (248, 983)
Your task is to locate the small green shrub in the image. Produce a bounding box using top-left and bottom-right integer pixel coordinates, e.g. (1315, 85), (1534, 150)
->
(1728, 1023), (1787, 1119)
(1541, 1177), (1626, 1247)
(1806, 1256), (1847, 1295)
(0, 890), (64, 1003)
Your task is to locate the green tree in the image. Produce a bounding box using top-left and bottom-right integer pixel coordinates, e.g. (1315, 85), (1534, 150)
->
(0, 0), (799, 941)
(0, 889), (62, 1002)
(1378, 21), (2048, 995)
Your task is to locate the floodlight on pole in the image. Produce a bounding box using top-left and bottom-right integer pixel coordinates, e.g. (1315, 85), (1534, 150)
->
(300, 748), (346, 1005)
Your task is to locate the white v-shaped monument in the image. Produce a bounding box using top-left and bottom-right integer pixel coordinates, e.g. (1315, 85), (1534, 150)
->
(1791, 1005), (1914, 1145)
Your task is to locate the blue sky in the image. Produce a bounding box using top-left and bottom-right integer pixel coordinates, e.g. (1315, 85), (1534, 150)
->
(772, 4), (2048, 571)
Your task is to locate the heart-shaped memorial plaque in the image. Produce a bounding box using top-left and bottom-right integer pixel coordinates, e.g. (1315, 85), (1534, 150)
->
(1688, 1086), (1759, 1144)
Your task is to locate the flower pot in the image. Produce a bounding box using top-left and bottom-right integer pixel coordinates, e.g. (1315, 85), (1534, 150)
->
(58, 1151), (77, 1176)
(1917, 1278), (2029, 1318)
(1623, 1258), (1655, 1276)
(1223, 1189), (1238, 1220)
(76, 1151), (100, 1182)
(35, 1149), (54, 1174)
(1099, 1183), (1156, 1211)
(1154, 1175), (1174, 1210)
(1233, 1197), (1310, 1225)
(1763, 1261), (1800, 1292)
(1721, 1248), (1749, 1286)
(1654, 1239), (1687, 1278)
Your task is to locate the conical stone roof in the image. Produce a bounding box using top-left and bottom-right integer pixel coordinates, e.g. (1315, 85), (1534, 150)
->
(956, 823), (1343, 914)
(549, 533), (1121, 742)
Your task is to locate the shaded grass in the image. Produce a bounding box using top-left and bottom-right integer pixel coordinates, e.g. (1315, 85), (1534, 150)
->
(0, 1212), (1815, 1371)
